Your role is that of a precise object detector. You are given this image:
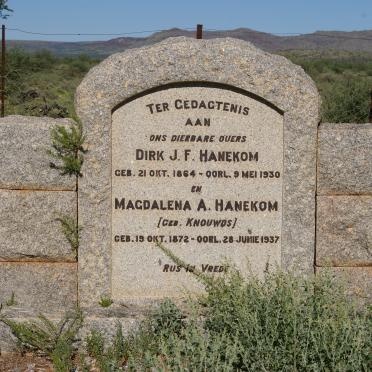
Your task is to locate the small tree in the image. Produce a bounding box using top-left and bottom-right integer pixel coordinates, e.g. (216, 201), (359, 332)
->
(0, 0), (12, 19)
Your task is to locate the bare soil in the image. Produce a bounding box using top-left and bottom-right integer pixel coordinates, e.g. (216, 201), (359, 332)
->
(0, 353), (53, 372)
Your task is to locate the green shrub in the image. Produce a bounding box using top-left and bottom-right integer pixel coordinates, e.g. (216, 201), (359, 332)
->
(0, 309), (83, 372)
(99, 296), (114, 308)
(149, 298), (185, 337)
(283, 51), (372, 123)
(48, 121), (86, 177)
(55, 213), (81, 259)
(120, 270), (371, 371)
(5, 48), (99, 118)
(322, 78), (370, 123)
(86, 322), (126, 371)
(5, 291), (17, 306)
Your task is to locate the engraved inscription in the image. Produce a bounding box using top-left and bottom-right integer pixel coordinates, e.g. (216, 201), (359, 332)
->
(111, 86), (283, 299)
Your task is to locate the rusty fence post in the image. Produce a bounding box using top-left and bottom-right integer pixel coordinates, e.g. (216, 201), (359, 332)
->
(1, 24), (5, 117)
(196, 24), (203, 39)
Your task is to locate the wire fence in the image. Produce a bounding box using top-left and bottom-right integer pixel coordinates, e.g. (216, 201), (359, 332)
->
(5, 25), (372, 41)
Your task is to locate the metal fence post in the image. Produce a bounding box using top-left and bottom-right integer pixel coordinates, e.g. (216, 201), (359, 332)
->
(1, 24), (5, 117)
(196, 24), (203, 39)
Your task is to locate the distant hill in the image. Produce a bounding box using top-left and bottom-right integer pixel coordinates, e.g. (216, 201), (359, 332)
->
(7, 28), (372, 57)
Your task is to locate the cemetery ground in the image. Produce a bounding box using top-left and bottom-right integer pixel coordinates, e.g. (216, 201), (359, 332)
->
(3, 48), (372, 123)
(0, 269), (371, 371)
(0, 353), (53, 371)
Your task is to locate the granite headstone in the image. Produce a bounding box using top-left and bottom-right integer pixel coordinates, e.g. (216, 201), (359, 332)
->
(75, 37), (319, 307)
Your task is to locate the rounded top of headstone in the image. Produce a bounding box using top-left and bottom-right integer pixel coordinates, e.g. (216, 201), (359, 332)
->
(76, 36), (319, 121)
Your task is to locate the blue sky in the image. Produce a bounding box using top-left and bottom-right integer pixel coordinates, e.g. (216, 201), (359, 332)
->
(4, 0), (372, 41)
